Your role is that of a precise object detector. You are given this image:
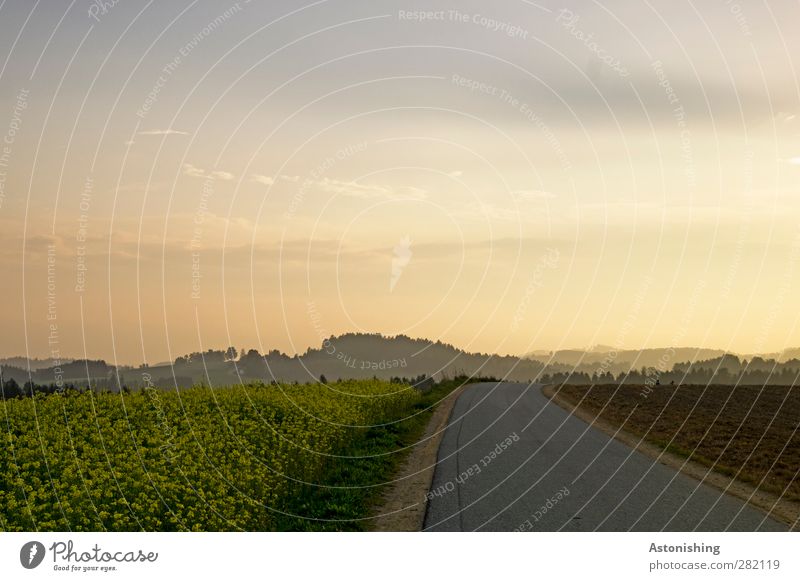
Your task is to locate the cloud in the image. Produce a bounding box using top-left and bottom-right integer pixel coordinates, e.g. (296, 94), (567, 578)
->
(250, 174), (301, 186)
(393, 186), (427, 200)
(251, 174), (275, 186)
(315, 178), (391, 198)
(250, 174), (427, 200)
(314, 178), (426, 200)
(125, 128), (190, 146)
(183, 163), (206, 178)
(137, 129), (191, 136)
(183, 164), (235, 181)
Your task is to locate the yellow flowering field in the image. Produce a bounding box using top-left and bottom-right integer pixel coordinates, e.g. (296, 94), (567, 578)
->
(0, 380), (421, 531)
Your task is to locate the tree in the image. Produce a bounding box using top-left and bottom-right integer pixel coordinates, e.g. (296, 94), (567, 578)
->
(2, 377), (22, 398)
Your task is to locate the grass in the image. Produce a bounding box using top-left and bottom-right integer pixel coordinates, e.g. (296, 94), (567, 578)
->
(271, 378), (472, 531)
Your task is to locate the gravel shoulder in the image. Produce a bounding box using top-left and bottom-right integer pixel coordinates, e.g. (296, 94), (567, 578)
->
(370, 383), (466, 531)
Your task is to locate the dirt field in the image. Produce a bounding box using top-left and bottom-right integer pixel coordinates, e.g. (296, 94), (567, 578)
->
(553, 384), (800, 502)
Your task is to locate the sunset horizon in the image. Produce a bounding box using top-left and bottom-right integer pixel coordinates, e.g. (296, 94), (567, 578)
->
(2, 2), (799, 365)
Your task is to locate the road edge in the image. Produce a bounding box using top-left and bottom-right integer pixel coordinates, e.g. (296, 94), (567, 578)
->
(370, 383), (466, 531)
(542, 384), (798, 530)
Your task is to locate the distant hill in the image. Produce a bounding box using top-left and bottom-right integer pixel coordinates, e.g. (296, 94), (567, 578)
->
(141, 333), (544, 388)
(2, 335), (799, 390)
(525, 347), (728, 373)
(758, 347), (800, 363)
(0, 356), (74, 371)
(0, 359), (111, 387)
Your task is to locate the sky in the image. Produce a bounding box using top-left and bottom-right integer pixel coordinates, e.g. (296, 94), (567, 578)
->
(0, 0), (799, 365)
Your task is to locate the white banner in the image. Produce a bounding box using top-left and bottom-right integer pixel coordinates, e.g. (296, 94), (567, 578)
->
(0, 532), (796, 580)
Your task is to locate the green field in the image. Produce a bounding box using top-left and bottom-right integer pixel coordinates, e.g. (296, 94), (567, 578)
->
(0, 380), (439, 531)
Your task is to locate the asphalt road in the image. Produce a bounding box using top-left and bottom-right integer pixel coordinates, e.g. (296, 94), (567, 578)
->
(424, 382), (787, 531)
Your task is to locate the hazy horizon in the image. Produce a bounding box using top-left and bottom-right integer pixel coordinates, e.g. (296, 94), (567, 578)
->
(2, 1), (799, 365)
(2, 334), (798, 369)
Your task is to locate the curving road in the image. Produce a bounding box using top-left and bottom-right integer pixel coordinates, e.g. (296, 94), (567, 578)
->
(424, 382), (787, 531)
